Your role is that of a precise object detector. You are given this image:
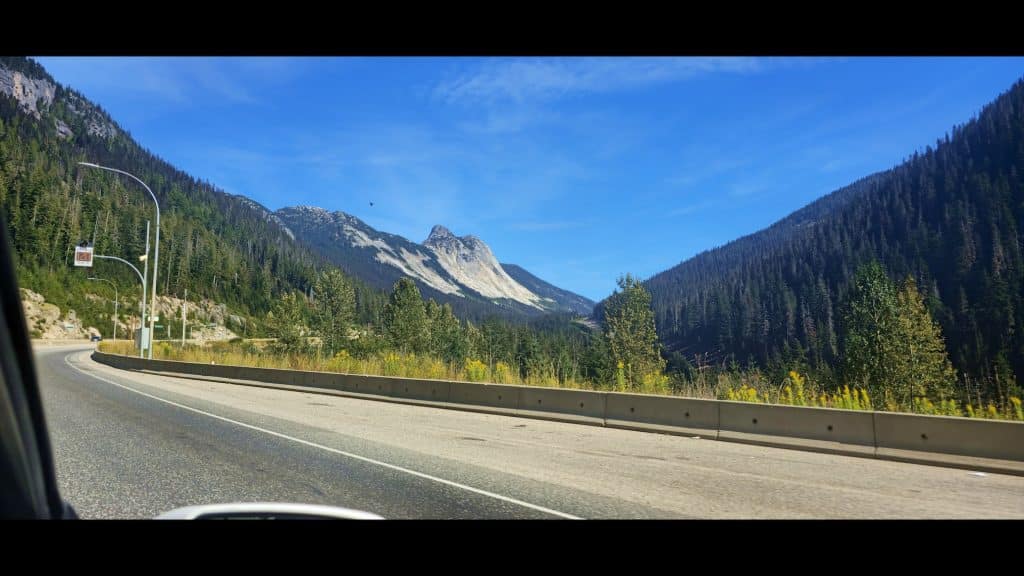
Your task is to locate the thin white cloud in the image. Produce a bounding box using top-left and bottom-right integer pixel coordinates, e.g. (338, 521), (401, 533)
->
(667, 200), (714, 217)
(664, 156), (751, 190)
(35, 57), (310, 107)
(664, 174), (700, 188)
(730, 182), (768, 198)
(191, 60), (259, 104)
(435, 57), (765, 105)
(506, 220), (589, 232)
(458, 107), (558, 135)
(820, 159), (844, 173)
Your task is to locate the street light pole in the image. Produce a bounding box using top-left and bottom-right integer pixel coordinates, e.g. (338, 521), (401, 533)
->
(87, 277), (118, 341)
(92, 251), (147, 357)
(79, 162), (160, 360)
(92, 255), (146, 287)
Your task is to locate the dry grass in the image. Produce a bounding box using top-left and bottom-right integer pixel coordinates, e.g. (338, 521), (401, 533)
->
(98, 341), (1023, 420)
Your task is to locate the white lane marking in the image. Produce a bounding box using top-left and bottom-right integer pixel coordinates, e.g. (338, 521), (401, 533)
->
(63, 352), (582, 520)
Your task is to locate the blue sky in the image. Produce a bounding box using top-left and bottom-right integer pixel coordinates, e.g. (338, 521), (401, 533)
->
(36, 57), (1024, 301)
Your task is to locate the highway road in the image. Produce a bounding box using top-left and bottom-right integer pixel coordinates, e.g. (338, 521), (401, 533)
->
(34, 344), (1024, 519)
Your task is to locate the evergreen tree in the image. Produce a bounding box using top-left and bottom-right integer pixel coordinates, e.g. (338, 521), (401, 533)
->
(312, 268), (355, 357)
(383, 277), (429, 354)
(580, 331), (613, 386)
(268, 292), (307, 353)
(894, 277), (957, 403)
(426, 300), (465, 363)
(842, 263), (956, 408)
(603, 274), (666, 388)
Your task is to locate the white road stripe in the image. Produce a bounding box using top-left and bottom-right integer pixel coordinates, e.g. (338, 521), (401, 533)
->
(63, 351), (582, 519)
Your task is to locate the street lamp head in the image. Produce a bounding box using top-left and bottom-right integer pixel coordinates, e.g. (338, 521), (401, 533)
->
(78, 162), (100, 168)
(138, 254), (147, 262)
(88, 277), (98, 280)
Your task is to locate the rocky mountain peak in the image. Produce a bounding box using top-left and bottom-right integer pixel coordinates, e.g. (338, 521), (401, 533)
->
(276, 205), (593, 314)
(425, 225), (457, 244)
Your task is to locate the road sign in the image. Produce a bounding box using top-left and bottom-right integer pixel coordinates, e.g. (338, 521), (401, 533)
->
(74, 246), (94, 267)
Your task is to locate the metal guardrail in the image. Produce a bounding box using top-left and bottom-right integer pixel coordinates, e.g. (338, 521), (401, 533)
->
(91, 350), (1024, 476)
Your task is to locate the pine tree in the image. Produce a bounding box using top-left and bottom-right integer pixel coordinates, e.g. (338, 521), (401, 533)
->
(894, 277), (957, 404)
(603, 274), (666, 388)
(426, 300), (465, 363)
(581, 332), (613, 386)
(268, 292), (307, 353)
(383, 277), (429, 354)
(312, 268), (355, 357)
(842, 263), (956, 408)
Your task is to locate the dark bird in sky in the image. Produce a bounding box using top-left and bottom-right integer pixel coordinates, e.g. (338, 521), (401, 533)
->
(369, 202), (374, 207)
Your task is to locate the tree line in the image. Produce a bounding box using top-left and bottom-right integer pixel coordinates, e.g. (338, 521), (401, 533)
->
(263, 270), (672, 390)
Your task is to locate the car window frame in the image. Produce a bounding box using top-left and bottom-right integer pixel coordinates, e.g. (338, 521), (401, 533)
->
(0, 214), (72, 519)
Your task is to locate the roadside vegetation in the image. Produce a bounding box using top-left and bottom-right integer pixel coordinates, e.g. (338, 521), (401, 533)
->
(99, 265), (1023, 421)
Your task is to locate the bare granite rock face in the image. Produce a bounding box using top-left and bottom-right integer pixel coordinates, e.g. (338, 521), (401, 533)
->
(0, 63), (118, 140)
(0, 68), (56, 119)
(20, 288), (97, 339)
(138, 294), (240, 342)
(275, 206), (594, 315)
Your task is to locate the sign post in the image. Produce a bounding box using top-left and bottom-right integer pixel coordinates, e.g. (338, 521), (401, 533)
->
(135, 327), (151, 351)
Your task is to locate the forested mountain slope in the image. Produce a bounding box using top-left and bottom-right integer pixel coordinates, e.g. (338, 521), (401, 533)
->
(641, 77), (1024, 389)
(0, 56), (385, 334)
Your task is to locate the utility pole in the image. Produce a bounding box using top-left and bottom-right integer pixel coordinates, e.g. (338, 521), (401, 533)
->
(182, 288), (187, 345)
(140, 221), (150, 357)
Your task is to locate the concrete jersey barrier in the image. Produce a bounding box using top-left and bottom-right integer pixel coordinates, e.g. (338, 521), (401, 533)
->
(718, 401), (877, 456)
(90, 350), (1024, 475)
